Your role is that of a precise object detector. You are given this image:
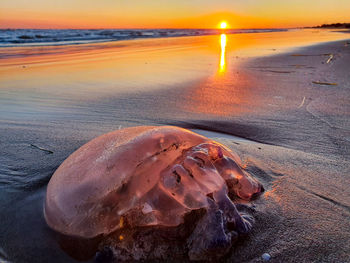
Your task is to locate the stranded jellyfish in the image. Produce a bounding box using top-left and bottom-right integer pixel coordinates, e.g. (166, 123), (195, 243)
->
(44, 126), (264, 261)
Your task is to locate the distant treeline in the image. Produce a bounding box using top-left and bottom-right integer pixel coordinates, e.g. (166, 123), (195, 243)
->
(315, 23), (350, 28)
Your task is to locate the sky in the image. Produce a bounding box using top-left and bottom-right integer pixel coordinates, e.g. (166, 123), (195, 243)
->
(1, 0), (349, 29)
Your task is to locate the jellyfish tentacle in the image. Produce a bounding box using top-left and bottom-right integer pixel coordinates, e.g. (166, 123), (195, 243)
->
(213, 190), (254, 234)
(187, 198), (232, 261)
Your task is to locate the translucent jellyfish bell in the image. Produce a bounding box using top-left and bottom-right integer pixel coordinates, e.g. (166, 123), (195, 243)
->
(44, 126), (263, 238)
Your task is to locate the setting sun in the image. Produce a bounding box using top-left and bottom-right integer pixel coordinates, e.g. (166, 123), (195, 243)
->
(219, 21), (228, 29)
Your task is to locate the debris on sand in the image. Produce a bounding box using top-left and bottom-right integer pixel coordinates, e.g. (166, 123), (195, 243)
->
(29, 144), (53, 154)
(326, 54), (334, 64)
(262, 253), (271, 261)
(298, 97), (306, 108)
(262, 70), (294, 74)
(312, 81), (337, 86)
(291, 53), (331, 57)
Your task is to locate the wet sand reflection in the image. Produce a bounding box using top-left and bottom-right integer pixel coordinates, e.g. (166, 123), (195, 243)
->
(219, 34), (227, 73)
(183, 34), (256, 116)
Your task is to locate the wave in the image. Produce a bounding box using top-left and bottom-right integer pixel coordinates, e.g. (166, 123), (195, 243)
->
(0, 28), (288, 47)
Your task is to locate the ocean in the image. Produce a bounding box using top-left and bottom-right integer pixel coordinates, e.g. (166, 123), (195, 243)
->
(0, 28), (287, 47)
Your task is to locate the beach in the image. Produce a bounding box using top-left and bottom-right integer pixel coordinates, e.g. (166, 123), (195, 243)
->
(0, 29), (349, 262)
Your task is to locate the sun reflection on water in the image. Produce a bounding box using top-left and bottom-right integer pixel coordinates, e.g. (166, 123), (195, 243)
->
(219, 33), (227, 73)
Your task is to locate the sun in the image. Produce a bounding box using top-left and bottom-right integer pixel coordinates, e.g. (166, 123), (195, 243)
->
(219, 21), (228, 29)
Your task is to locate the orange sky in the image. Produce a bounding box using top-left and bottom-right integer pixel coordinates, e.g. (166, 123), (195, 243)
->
(1, 0), (349, 29)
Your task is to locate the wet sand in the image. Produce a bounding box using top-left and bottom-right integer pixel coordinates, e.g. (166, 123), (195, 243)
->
(0, 29), (349, 262)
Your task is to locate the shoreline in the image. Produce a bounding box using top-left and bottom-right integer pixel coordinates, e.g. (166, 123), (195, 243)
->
(1, 28), (348, 49)
(0, 28), (349, 63)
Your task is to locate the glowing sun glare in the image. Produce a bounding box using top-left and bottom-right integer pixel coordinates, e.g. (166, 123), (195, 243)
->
(219, 21), (228, 29)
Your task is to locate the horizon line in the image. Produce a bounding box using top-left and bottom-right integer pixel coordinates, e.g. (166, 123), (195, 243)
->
(0, 26), (301, 30)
